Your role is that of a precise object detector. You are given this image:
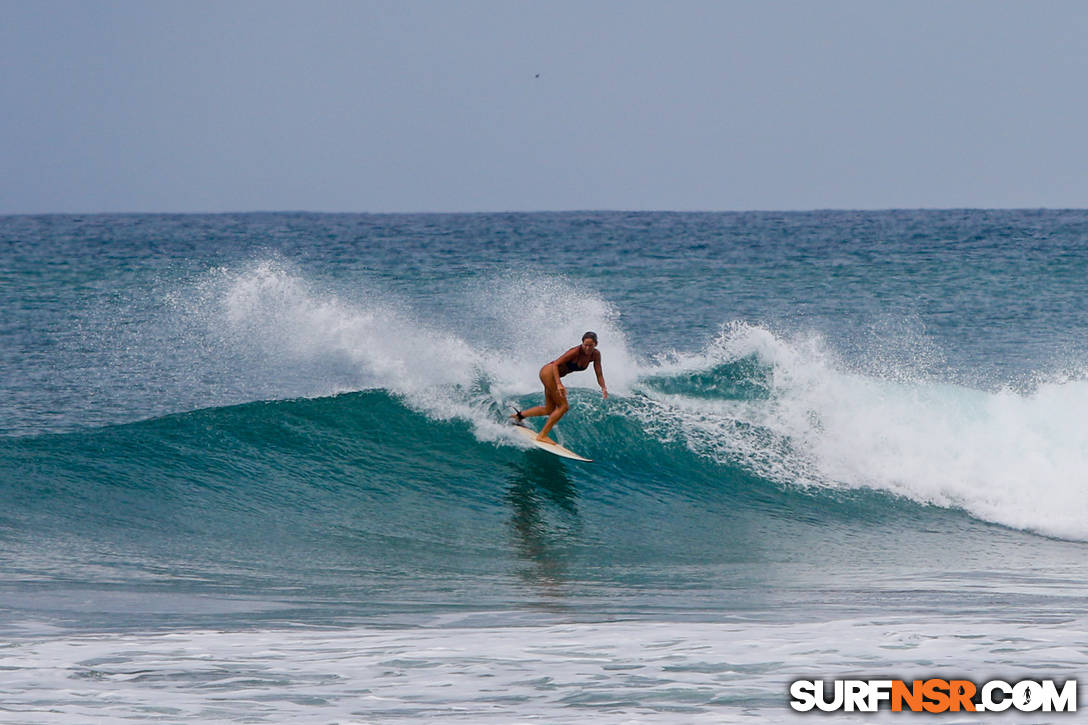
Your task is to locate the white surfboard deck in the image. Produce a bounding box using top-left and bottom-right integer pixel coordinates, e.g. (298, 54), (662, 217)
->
(511, 423), (592, 462)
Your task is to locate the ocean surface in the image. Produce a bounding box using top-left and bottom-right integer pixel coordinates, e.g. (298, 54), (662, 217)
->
(2, 210), (1087, 722)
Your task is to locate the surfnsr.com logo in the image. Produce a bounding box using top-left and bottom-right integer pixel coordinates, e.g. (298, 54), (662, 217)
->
(789, 679), (1077, 713)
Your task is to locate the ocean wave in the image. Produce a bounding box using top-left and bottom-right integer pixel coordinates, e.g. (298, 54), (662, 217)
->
(4, 341), (1087, 548)
(633, 322), (1088, 542)
(6, 257), (1087, 543)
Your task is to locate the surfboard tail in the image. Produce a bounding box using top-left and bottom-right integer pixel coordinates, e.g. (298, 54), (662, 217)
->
(509, 422), (592, 462)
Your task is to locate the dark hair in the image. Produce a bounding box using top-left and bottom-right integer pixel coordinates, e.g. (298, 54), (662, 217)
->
(582, 331), (598, 343)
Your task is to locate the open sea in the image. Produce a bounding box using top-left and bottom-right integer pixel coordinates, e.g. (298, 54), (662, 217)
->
(2, 210), (1087, 722)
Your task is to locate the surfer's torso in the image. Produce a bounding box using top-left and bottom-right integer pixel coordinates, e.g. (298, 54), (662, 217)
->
(555, 346), (599, 377)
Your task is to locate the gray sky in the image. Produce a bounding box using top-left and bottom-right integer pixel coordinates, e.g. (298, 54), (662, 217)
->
(2, 1), (1086, 214)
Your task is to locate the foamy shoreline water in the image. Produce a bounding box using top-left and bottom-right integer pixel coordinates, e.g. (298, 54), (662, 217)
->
(4, 612), (1084, 723)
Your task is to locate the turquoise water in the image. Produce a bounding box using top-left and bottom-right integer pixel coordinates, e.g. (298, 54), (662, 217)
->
(2, 211), (1087, 721)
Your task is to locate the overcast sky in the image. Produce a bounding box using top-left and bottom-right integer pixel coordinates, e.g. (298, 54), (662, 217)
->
(2, 1), (1086, 214)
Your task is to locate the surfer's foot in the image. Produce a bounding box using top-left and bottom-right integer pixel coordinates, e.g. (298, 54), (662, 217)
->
(509, 408), (525, 423)
(534, 434), (552, 444)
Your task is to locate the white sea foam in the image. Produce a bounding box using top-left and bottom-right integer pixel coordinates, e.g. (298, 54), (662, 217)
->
(184, 260), (639, 444)
(636, 322), (1088, 542)
(3, 613), (1083, 723)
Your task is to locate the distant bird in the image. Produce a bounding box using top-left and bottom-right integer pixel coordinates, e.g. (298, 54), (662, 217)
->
(534, 73), (540, 79)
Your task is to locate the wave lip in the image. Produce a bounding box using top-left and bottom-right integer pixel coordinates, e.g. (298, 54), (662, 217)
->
(636, 322), (1088, 542)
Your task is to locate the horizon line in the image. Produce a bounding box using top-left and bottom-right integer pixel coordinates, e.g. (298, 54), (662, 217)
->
(2, 206), (1084, 218)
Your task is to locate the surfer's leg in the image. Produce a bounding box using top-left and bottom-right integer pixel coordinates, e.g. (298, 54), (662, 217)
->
(517, 368), (559, 419)
(517, 402), (551, 418)
(537, 401), (567, 441)
(536, 384), (568, 441)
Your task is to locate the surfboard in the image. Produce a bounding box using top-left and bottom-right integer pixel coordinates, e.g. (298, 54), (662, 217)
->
(511, 422), (592, 462)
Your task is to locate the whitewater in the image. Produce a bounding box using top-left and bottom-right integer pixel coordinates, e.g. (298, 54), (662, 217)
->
(2, 210), (1087, 722)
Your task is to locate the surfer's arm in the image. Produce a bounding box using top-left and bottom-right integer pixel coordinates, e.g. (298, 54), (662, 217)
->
(594, 352), (607, 398)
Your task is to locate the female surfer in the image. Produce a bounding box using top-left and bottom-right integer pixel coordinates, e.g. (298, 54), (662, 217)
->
(512, 331), (608, 442)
